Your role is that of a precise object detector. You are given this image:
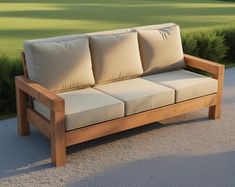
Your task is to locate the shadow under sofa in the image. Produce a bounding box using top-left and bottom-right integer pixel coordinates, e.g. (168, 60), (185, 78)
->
(15, 23), (224, 167)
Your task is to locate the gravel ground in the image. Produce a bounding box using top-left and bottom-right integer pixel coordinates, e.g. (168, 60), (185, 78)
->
(0, 68), (234, 187)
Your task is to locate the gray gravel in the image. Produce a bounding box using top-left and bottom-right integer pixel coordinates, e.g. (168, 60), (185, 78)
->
(0, 68), (235, 187)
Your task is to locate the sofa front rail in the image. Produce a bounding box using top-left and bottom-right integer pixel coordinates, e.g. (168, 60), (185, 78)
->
(15, 54), (224, 167)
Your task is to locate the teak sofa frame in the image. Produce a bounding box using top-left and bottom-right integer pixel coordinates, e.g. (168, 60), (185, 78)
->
(15, 53), (224, 167)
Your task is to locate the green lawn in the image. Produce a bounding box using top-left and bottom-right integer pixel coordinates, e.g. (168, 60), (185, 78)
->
(0, 0), (235, 59)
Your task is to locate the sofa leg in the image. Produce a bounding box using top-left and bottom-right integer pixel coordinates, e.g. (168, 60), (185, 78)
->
(16, 87), (30, 136)
(209, 67), (224, 120)
(51, 110), (66, 167)
(209, 104), (221, 119)
(209, 94), (222, 119)
(51, 140), (66, 167)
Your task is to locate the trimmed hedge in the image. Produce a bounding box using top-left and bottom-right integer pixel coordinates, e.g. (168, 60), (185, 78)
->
(182, 30), (227, 62)
(0, 56), (23, 114)
(0, 24), (235, 115)
(216, 24), (235, 62)
(182, 24), (235, 63)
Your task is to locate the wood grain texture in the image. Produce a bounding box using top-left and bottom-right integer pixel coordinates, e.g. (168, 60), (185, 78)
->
(21, 52), (34, 108)
(184, 54), (224, 76)
(15, 76), (64, 112)
(16, 86), (30, 136)
(66, 94), (216, 146)
(21, 52), (29, 78)
(184, 54), (224, 120)
(15, 74), (66, 166)
(27, 107), (51, 138)
(51, 107), (66, 167)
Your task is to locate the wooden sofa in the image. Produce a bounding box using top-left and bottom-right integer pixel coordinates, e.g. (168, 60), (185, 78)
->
(15, 23), (224, 167)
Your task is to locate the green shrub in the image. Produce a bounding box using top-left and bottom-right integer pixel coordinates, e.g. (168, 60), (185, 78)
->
(0, 56), (23, 114)
(182, 23), (235, 63)
(214, 24), (235, 62)
(181, 32), (199, 56)
(182, 30), (228, 62)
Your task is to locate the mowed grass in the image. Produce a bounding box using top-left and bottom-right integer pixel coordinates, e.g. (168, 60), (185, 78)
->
(0, 0), (235, 58)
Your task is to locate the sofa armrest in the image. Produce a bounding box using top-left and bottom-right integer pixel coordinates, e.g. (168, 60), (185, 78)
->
(15, 75), (64, 112)
(15, 75), (66, 166)
(184, 54), (224, 78)
(184, 54), (224, 119)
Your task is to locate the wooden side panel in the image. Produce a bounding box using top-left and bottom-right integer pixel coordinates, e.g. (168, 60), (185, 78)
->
(21, 52), (28, 78)
(15, 76), (64, 112)
(27, 107), (51, 138)
(66, 94), (216, 146)
(184, 54), (225, 120)
(21, 52), (33, 108)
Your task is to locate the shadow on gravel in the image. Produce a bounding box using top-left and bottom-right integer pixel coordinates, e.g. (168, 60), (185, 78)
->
(0, 115), (209, 179)
(0, 118), (52, 178)
(69, 151), (235, 187)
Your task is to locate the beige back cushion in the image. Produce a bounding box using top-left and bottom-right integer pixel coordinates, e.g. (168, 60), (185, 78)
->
(30, 36), (95, 92)
(89, 32), (143, 84)
(137, 25), (185, 74)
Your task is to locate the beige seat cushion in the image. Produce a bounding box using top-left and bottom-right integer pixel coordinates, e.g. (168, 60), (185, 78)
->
(142, 70), (218, 102)
(89, 32), (143, 84)
(28, 36), (95, 92)
(138, 25), (185, 75)
(95, 78), (175, 115)
(34, 88), (124, 131)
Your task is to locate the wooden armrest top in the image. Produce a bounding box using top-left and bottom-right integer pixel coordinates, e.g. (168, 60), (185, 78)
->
(184, 54), (224, 76)
(15, 75), (64, 112)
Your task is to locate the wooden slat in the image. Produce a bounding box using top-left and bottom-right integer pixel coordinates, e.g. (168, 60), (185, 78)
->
(27, 107), (51, 138)
(15, 76), (64, 112)
(66, 94), (216, 146)
(184, 54), (224, 75)
(21, 52), (29, 78)
(21, 52), (33, 108)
